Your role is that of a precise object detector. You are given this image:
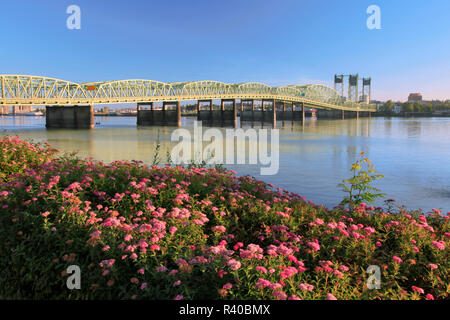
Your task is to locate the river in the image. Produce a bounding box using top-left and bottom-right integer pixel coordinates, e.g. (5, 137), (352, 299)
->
(1, 115), (449, 213)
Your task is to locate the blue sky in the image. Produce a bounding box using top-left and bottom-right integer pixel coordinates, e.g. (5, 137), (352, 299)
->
(0, 0), (449, 101)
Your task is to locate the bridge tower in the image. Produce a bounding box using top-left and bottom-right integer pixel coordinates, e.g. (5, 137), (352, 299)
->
(334, 74), (345, 98)
(348, 74), (359, 103)
(362, 77), (371, 104)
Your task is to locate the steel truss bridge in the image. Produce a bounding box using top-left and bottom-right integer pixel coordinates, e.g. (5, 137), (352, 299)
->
(0, 75), (376, 112)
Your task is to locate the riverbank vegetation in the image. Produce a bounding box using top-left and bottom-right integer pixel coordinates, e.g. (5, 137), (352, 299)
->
(0, 136), (448, 300)
(379, 100), (450, 116)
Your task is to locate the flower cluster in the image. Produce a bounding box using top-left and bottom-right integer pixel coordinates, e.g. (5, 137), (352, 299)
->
(0, 137), (448, 300)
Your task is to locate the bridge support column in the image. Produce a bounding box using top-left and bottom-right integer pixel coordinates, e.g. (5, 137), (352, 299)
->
(197, 100), (213, 122)
(342, 110), (345, 120)
(163, 101), (181, 126)
(302, 104), (306, 122)
(177, 101), (181, 126)
(356, 111), (359, 119)
(138, 101), (179, 126)
(137, 102), (153, 126)
(233, 99), (237, 128)
(45, 105), (94, 129)
(272, 99), (277, 128)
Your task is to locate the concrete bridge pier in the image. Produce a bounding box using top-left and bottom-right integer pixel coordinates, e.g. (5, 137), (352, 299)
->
(0, 106), (9, 115)
(137, 101), (181, 126)
(316, 109), (344, 119)
(241, 99), (276, 126)
(197, 99), (212, 121)
(218, 99), (237, 127)
(45, 105), (94, 129)
(272, 99), (277, 128)
(196, 99), (237, 127)
(137, 102), (153, 126)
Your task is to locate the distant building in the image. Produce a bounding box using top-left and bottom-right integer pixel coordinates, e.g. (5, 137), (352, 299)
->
(393, 104), (402, 113)
(408, 93), (422, 102)
(370, 100), (384, 107)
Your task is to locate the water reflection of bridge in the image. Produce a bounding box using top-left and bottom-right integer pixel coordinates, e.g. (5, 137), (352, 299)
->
(0, 75), (377, 129)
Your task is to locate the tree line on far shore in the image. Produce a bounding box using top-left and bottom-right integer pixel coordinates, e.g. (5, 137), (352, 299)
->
(379, 100), (450, 114)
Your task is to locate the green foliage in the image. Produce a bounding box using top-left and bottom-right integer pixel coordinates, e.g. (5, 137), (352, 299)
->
(339, 152), (385, 208)
(0, 137), (448, 300)
(0, 136), (58, 181)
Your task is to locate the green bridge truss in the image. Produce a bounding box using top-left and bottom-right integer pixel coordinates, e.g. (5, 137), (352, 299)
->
(0, 75), (376, 112)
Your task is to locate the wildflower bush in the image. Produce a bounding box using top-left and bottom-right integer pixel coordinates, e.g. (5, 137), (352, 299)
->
(0, 136), (58, 181)
(0, 137), (448, 300)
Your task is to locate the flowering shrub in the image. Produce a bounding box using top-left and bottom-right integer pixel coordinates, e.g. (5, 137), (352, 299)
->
(0, 137), (448, 300)
(0, 136), (58, 181)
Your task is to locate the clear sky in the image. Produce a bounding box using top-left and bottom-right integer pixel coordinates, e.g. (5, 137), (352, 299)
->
(0, 0), (449, 101)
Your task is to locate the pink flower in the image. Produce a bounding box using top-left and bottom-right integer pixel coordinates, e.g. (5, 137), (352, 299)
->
(429, 264), (438, 270)
(288, 295), (301, 300)
(269, 283), (283, 290)
(307, 241), (320, 252)
(99, 259), (115, 268)
(338, 265), (349, 272)
(326, 293), (337, 300)
(223, 283), (233, 290)
(425, 294), (434, 300)
(392, 256), (403, 263)
(174, 295), (183, 300)
(411, 286), (424, 294)
(102, 245), (110, 251)
(226, 259), (241, 270)
(157, 266), (168, 272)
(212, 225), (226, 233)
(90, 230), (102, 238)
(280, 266), (298, 279)
(272, 291), (287, 300)
(169, 226), (178, 235)
(150, 244), (160, 251)
(255, 279), (271, 289)
(137, 268), (145, 274)
(333, 270), (344, 278)
(140, 282), (147, 290)
(173, 280), (181, 287)
(314, 218), (324, 225)
(431, 241), (445, 250)
(256, 266), (268, 273)
(298, 283), (314, 292)
(41, 211), (50, 217)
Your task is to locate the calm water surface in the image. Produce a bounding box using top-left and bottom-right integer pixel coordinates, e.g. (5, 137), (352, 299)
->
(1, 115), (449, 212)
